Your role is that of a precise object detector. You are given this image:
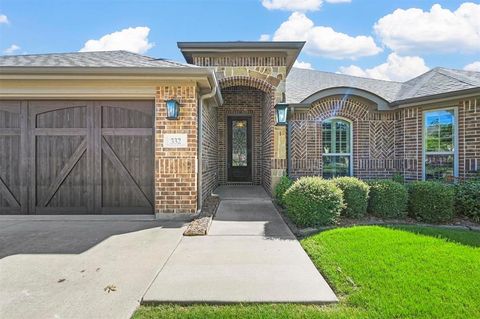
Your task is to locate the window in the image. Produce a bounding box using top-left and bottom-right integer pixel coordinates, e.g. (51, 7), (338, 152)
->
(322, 118), (352, 178)
(423, 109), (457, 180)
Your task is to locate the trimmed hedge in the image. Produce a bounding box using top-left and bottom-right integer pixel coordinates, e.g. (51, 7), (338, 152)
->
(283, 177), (344, 227)
(332, 177), (369, 218)
(367, 180), (408, 218)
(274, 176), (294, 207)
(455, 181), (480, 222)
(408, 181), (455, 223)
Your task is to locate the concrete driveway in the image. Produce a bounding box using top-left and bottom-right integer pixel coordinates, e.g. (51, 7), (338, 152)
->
(0, 217), (185, 319)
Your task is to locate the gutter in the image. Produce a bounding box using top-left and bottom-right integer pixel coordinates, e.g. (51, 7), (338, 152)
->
(197, 70), (222, 212)
(390, 87), (480, 107)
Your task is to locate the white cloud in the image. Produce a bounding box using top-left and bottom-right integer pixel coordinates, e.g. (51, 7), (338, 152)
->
(338, 53), (429, 81)
(273, 12), (382, 59)
(3, 44), (20, 55)
(0, 14), (8, 24)
(261, 0), (350, 11)
(374, 3), (480, 54)
(293, 60), (314, 69)
(80, 26), (154, 54)
(259, 34), (271, 41)
(464, 61), (480, 72)
(261, 0), (323, 12)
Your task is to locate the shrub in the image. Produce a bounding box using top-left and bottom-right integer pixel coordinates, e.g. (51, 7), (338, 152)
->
(455, 181), (480, 222)
(392, 172), (405, 184)
(274, 176), (294, 207)
(332, 177), (369, 218)
(283, 177), (344, 227)
(367, 180), (408, 218)
(408, 181), (455, 223)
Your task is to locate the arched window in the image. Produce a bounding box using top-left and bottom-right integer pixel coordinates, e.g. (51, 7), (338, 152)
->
(322, 118), (353, 178)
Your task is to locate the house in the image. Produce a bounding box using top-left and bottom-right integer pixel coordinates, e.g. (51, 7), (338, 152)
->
(0, 41), (479, 215)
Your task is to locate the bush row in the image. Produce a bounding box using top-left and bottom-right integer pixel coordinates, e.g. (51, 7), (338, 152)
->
(275, 175), (480, 227)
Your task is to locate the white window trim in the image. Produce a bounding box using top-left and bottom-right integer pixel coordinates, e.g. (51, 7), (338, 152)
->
(322, 117), (354, 177)
(422, 107), (459, 180)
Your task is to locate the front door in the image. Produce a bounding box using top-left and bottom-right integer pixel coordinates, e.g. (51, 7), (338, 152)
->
(227, 116), (252, 182)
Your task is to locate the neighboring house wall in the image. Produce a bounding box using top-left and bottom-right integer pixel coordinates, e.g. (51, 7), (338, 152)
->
(155, 82), (198, 213)
(288, 94), (480, 181)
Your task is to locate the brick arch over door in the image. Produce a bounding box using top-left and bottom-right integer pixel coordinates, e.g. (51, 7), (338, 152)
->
(218, 76), (276, 191)
(289, 95), (402, 179)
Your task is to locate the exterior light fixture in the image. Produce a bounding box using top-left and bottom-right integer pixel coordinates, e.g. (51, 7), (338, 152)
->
(165, 99), (181, 120)
(275, 103), (288, 126)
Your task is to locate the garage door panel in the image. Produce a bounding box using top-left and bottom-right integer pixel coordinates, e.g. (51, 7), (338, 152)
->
(35, 136), (88, 210)
(101, 135), (154, 209)
(0, 101), (27, 214)
(0, 100), (154, 215)
(35, 105), (87, 128)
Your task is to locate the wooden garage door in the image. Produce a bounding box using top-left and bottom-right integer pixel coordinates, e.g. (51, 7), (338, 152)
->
(0, 100), (154, 214)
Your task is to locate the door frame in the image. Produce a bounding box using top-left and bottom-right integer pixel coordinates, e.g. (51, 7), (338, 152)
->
(227, 115), (253, 183)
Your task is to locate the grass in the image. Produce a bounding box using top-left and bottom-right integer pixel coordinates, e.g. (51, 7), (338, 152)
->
(133, 226), (480, 319)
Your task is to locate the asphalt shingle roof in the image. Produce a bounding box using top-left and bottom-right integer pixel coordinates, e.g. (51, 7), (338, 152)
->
(286, 67), (480, 105)
(0, 50), (197, 68)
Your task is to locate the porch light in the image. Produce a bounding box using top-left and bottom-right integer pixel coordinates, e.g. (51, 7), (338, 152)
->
(275, 103), (288, 126)
(165, 99), (181, 120)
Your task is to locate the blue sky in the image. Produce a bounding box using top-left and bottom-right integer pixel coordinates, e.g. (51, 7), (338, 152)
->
(1, 0), (479, 81)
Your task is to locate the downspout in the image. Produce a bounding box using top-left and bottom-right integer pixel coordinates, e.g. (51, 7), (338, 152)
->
(197, 78), (218, 212)
(287, 106), (293, 177)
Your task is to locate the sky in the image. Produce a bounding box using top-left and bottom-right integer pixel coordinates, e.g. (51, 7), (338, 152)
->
(0, 0), (479, 82)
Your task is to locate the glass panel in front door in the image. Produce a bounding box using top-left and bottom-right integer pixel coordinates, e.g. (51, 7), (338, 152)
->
(232, 120), (248, 167)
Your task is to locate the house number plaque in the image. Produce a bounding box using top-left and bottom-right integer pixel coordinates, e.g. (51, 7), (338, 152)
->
(163, 133), (188, 148)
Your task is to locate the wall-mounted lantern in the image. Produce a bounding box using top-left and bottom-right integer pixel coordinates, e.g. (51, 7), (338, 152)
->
(165, 99), (181, 120)
(275, 103), (288, 126)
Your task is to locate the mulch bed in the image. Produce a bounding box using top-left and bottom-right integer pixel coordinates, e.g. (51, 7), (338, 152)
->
(273, 201), (480, 238)
(183, 195), (220, 236)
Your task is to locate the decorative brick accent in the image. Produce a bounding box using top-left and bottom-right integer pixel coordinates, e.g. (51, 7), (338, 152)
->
(289, 94), (480, 181)
(155, 83), (198, 213)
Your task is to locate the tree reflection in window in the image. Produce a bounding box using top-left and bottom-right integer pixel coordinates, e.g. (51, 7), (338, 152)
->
(424, 109), (456, 180)
(322, 118), (352, 178)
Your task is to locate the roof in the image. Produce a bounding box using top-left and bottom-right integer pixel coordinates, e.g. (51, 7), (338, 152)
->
(178, 41), (305, 73)
(286, 67), (480, 106)
(0, 50), (197, 68)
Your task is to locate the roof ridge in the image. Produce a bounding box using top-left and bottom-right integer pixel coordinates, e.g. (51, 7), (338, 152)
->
(399, 69), (437, 98)
(436, 68), (480, 87)
(292, 67), (404, 84)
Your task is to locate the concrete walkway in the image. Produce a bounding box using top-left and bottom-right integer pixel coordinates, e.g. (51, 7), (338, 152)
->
(143, 186), (337, 304)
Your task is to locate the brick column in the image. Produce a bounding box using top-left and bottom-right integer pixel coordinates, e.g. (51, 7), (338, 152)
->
(155, 82), (198, 213)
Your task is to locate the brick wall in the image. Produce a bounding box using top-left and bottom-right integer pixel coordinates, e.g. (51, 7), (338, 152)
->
(289, 95), (480, 181)
(201, 99), (218, 202)
(155, 83), (197, 213)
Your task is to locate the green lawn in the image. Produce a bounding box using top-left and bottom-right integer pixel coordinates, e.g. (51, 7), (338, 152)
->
(133, 226), (480, 319)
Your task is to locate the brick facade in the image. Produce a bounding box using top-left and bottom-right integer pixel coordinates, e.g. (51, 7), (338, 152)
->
(155, 82), (198, 213)
(289, 95), (480, 181)
(193, 56), (287, 194)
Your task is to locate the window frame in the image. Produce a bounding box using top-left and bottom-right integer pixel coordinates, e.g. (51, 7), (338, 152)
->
(322, 117), (354, 177)
(422, 107), (459, 181)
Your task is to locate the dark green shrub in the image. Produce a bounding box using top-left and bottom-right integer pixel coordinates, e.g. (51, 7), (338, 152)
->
(283, 177), (344, 227)
(274, 175), (294, 207)
(392, 172), (405, 184)
(455, 181), (480, 222)
(408, 181), (455, 223)
(367, 180), (408, 218)
(332, 177), (369, 218)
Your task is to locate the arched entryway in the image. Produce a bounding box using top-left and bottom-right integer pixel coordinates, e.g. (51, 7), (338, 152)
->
(217, 77), (276, 190)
